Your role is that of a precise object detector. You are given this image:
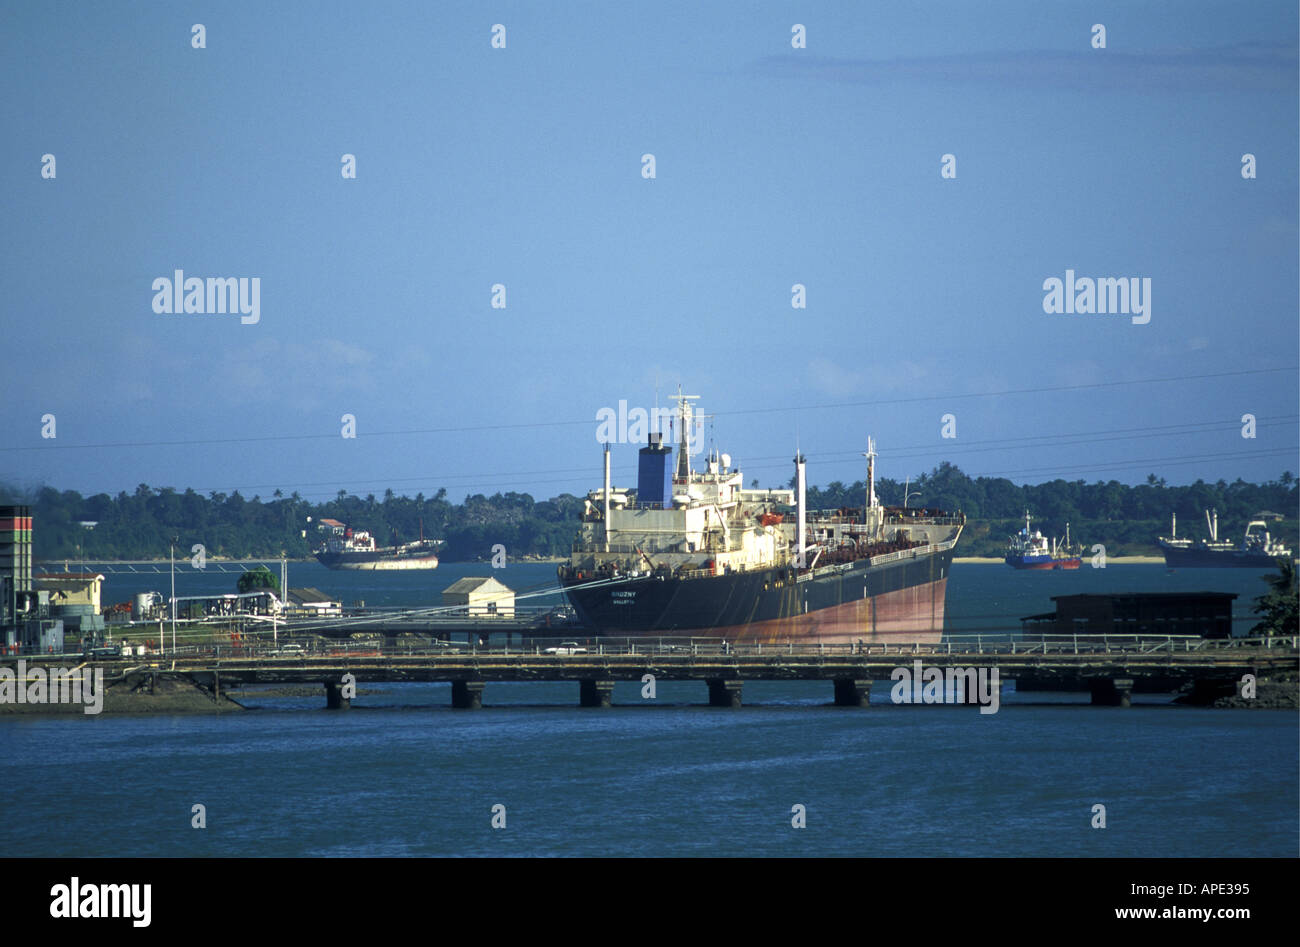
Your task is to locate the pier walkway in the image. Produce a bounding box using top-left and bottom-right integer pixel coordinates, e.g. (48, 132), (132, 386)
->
(12, 634), (1293, 710)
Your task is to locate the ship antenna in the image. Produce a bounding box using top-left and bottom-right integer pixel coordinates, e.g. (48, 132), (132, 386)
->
(863, 437), (878, 516)
(653, 376), (660, 435)
(672, 386), (700, 481)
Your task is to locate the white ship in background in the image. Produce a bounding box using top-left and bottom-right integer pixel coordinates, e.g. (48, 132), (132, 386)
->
(313, 518), (441, 571)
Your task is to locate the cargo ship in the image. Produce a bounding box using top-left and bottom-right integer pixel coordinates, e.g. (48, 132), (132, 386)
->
(1157, 510), (1291, 568)
(557, 392), (964, 644)
(1005, 512), (1082, 570)
(314, 519), (441, 571)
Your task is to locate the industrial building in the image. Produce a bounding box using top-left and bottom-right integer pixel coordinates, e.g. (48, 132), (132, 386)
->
(33, 572), (106, 642)
(1021, 592), (1239, 640)
(441, 576), (515, 618)
(1, 505), (66, 653)
(286, 587), (343, 617)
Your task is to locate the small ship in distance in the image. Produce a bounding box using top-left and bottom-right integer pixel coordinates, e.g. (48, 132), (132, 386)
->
(1157, 510), (1292, 568)
(313, 518), (441, 571)
(1004, 512), (1082, 570)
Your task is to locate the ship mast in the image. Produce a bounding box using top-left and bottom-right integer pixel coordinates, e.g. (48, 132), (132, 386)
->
(672, 387), (700, 481)
(794, 450), (807, 567)
(603, 442), (612, 553)
(862, 437), (878, 520)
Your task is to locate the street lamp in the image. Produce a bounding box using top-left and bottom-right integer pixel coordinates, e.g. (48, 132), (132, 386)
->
(903, 476), (922, 510)
(169, 535), (179, 657)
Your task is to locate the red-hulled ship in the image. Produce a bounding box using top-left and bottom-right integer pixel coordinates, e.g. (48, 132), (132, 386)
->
(558, 392), (964, 644)
(1004, 512), (1082, 570)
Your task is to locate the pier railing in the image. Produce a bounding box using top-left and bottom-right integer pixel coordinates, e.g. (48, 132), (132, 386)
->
(18, 633), (1295, 664)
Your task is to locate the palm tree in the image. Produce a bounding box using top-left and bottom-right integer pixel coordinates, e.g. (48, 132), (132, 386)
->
(1251, 559), (1298, 637)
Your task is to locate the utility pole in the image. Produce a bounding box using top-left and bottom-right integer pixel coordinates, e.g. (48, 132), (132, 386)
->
(168, 536), (178, 657)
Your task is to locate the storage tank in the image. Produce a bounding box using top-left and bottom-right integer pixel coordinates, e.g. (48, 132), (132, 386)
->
(133, 592), (156, 620)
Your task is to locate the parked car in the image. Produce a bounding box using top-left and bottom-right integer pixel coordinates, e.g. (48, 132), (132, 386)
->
(543, 641), (588, 655)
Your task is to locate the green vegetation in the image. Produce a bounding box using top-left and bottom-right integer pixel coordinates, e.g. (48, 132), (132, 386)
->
(237, 565), (281, 595)
(2, 482), (584, 561)
(801, 463), (1297, 558)
(1251, 559), (1298, 636)
(2, 465), (1294, 562)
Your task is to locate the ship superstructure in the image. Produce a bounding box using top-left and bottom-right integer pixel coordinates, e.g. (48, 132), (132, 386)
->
(1004, 512), (1082, 570)
(558, 391), (964, 643)
(314, 519), (441, 571)
(1157, 510), (1292, 568)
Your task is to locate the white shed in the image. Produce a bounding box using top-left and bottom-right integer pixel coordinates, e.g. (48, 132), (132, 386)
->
(441, 576), (515, 618)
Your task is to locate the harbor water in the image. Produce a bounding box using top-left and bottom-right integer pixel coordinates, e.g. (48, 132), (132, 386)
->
(1, 563), (1294, 857)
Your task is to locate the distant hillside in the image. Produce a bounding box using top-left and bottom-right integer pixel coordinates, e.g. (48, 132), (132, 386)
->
(3, 464), (1295, 562)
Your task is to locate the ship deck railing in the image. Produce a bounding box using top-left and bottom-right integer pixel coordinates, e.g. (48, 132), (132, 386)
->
(809, 511), (965, 526)
(577, 537), (960, 583)
(570, 542), (685, 556)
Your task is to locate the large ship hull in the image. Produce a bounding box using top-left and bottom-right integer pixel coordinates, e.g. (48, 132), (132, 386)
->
(1005, 554), (1081, 570)
(1159, 543), (1284, 569)
(315, 551), (439, 571)
(561, 546), (954, 644)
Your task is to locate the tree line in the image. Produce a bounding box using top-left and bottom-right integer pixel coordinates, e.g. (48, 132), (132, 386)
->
(3, 464), (1295, 561)
(805, 463), (1296, 557)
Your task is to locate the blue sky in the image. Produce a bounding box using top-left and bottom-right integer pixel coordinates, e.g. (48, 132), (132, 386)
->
(1, 1), (1296, 504)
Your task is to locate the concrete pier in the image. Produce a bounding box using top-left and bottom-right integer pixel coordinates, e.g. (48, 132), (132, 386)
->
(451, 680), (484, 709)
(324, 681), (350, 710)
(1089, 677), (1134, 707)
(579, 679), (615, 708)
(707, 678), (743, 708)
(51, 636), (1291, 717)
(833, 678), (872, 707)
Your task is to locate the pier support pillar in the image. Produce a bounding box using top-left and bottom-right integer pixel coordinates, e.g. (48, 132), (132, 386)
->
(324, 682), (350, 710)
(451, 680), (484, 710)
(833, 678), (872, 708)
(707, 679), (743, 708)
(579, 679), (615, 708)
(1090, 677), (1133, 707)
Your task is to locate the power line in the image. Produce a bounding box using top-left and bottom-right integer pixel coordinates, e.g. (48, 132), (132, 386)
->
(180, 414), (1298, 497)
(3, 365), (1294, 453)
(723, 366), (1299, 416)
(729, 416), (1299, 467)
(236, 445), (1296, 504)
